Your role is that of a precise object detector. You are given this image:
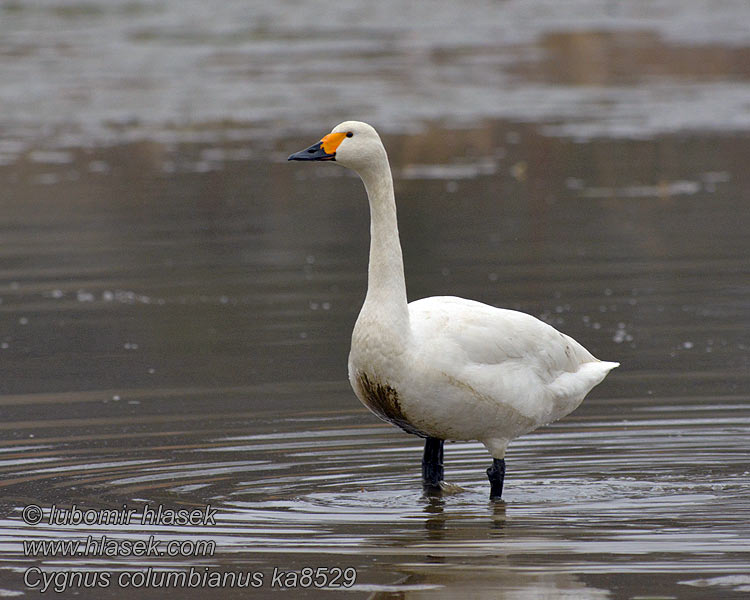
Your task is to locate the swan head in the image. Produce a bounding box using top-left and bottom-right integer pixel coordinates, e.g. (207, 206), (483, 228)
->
(288, 121), (386, 174)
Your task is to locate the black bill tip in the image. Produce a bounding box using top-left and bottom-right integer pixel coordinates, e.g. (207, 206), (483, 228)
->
(288, 141), (335, 162)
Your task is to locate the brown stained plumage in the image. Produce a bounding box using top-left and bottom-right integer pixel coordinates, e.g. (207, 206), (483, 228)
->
(355, 372), (427, 437)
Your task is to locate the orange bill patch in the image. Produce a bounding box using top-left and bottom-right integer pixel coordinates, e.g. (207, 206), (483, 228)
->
(320, 132), (347, 155)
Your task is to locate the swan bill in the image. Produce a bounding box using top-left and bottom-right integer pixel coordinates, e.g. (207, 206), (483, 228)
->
(288, 132), (347, 161)
(287, 140), (335, 161)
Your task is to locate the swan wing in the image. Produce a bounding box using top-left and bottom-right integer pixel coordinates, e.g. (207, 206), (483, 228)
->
(407, 296), (618, 425)
(409, 296), (594, 369)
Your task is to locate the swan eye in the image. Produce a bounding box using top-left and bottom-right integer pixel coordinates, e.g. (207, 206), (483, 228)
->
(346, 132), (353, 138)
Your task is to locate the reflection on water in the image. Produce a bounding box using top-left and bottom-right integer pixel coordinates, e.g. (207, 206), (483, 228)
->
(1, 120), (748, 598)
(525, 30), (750, 86)
(2, 0), (750, 159)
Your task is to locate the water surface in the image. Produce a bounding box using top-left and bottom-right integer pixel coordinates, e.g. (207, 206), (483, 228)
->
(2, 0), (750, 160)
(1, 122), (749, 598)
(1, 1), (750, 597)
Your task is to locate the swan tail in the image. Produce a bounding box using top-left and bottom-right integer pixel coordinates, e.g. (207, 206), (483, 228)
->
(598, 360), (621, 372)
(548, 360), (619, 404)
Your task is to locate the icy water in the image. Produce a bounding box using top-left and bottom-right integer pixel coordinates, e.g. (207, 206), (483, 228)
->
(2, 0), (750, 598)
(1, 123), (749, 598)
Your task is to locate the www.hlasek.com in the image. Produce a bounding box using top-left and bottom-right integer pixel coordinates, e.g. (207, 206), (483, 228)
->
(24, 534), (215, 558)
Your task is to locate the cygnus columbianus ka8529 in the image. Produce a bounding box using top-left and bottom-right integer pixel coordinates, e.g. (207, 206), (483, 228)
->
(289, 121), (619, 500)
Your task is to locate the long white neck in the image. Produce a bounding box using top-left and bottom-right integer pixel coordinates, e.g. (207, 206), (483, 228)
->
(357, 157), (410, 332)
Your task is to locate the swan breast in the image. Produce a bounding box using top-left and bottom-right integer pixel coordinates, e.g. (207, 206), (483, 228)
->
(352, 371), (428, 437)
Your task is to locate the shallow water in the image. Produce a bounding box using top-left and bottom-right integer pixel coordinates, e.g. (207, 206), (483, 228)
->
(2, 0), (750, 597)
(1, 121), (749, 598)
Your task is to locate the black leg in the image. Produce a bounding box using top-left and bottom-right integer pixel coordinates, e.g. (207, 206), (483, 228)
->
(487, 458), (506, 500)
(422, 437), (444, 488)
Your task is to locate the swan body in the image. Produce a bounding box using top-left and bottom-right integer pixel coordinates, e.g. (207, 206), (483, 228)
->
(289, 121), (618, 498)
(351, 295), (617, 459)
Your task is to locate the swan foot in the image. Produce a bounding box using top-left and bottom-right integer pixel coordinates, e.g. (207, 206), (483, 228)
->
(487, 458), (506, 500)
(421, 437), (444, 490)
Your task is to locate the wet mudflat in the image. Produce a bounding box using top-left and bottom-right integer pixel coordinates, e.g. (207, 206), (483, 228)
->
(0, 123), (748, 599)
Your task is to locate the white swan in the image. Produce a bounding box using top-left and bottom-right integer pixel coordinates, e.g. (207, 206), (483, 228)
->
(289, 121), (619, 500)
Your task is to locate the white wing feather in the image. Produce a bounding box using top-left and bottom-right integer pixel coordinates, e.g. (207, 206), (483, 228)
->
(407, 296), (618, 428)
